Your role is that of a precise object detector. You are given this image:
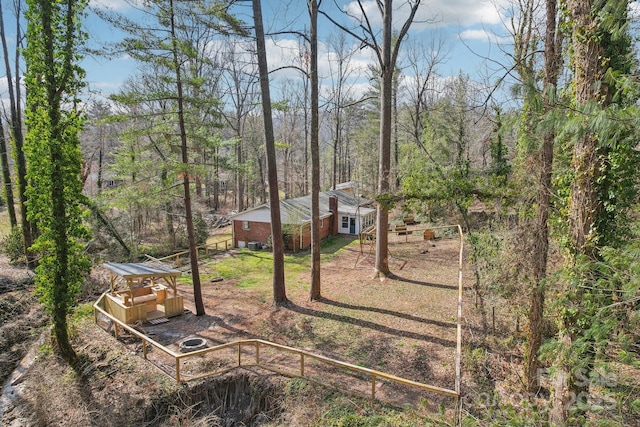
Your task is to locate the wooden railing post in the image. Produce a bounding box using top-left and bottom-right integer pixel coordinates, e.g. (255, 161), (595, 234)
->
(371, 375), (376, 399)
(93, 305), (460, 410)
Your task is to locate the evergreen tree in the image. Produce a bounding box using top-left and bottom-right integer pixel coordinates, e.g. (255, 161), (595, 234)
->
(100, 0), (246, 315)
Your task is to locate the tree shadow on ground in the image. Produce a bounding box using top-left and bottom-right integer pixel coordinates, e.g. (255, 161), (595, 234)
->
(286, 301), (456, 348)
(318, 298), (456, 329)
(289, 235), (359, 259)
(389, 274), (458, 290)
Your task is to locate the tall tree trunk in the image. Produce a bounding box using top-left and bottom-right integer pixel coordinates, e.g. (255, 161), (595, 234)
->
(551, 0), (607, 422)
(0, 1), (34, 263)
(308, 0), (321, 301)
(303, 58), (310, 196)
(25, 0), (90, 364)
(332, 129), (339, 190)
(169, 0), (205, 316)
(393, 71), (399, 191)
(0, 120), (17, 227)
(253, 0), (287, 305)
(213, 146), (220, 210)
(374, 0), (393, 278)
(97, 141), (103, 193)
(236, 114), (245, 211)
(525, 0), (562, 394)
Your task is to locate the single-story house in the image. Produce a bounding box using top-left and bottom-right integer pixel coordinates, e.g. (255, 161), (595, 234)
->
(231, 189), (376, 251)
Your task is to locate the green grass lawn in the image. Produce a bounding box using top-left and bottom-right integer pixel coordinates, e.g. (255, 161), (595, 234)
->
(200, 235), (357, 292)
(206, 228), (233, 245)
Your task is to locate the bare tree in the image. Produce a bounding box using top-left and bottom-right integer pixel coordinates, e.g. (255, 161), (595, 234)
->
(219, 39), (259, 212)
(401, 36), (447, 153)
(326, 32), (359, 190)
(0, 4), (16, 227)
(321, 0), (422, 278)
(253, 0), (287, 305)
(525, 0), (563, 394)
(308, 0), (320, 301)
(0, 119), (16, 227)
(0, 0), (35, 261)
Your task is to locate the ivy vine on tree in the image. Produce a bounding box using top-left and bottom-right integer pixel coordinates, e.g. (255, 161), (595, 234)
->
(23, 0), (91, 363)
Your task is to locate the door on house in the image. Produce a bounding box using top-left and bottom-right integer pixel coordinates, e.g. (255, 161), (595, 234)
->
(350, 217), (356, 234)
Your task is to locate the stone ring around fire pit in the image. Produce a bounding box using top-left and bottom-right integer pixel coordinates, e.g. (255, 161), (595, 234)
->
(179, 337), (208, 353)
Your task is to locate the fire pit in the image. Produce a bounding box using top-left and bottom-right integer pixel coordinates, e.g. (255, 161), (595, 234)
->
(179, 337), (208, 353)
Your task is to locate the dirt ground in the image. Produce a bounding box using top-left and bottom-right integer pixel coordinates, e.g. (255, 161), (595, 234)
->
(120, 231), (472, 410)
(1, 229), (477, 425)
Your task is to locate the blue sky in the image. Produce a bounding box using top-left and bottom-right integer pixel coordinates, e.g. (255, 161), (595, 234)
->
(4, 1), (640, 108)
(80, 0), (516, 103)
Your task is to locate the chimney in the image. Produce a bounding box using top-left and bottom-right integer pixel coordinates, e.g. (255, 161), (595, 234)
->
(329, 196), (339, 235)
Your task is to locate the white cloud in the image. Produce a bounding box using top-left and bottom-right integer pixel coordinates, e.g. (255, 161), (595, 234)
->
(630, 1), (640, 19)
(89, 81), (123, 90)
(459, 28), (510, 45)
(89, 0), (142, 11)
(343, 0), (508, 30)
(0, 76), (9, 96)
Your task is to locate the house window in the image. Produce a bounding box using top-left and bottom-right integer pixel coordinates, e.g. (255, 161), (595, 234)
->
(341, 216), (349, 228)
(321, 218), (324, 228)
(242, 221), (250, 230)
(365, 214), (374, 227)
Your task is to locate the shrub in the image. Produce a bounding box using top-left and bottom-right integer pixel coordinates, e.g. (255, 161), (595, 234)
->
(1, 226), (25, 265)
(194, 214), (208, 245)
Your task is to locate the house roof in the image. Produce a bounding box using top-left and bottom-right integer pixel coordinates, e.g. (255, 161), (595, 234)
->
(231, 189), (374, 225)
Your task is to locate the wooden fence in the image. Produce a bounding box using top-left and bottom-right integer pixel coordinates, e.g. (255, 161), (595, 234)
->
(93, 295), (458, 403)
(150, 238), (233, 266)
(94, 224), (465, 423)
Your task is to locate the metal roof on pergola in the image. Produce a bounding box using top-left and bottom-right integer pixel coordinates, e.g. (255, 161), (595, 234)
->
(104, 262), (181, 279)
(104, 262), (182, 294)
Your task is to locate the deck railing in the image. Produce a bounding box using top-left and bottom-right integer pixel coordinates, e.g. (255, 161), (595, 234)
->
(94, 224), (464, 423)
(149, 238), (233, 266)
(93, 295), (458, 403)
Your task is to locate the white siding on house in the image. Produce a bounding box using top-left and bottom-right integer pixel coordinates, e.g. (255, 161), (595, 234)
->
(337, 207), (376, 235)
(230, 206), (272, 223)
(230, 188), (376, 236)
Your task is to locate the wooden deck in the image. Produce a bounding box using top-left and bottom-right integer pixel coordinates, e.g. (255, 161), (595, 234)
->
(103, 292), (184, 324)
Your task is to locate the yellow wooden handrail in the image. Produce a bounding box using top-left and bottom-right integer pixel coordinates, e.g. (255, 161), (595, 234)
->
(151, 238), (233, 264)
(93, 295), (458, 400)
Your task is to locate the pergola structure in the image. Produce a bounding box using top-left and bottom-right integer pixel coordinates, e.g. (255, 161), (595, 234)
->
(102, 262), (184, 324)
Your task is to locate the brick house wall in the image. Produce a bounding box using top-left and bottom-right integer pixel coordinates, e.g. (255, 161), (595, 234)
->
(233, 220), (272, 248)
(292, 217), (332, 251)
(234, 216), (334, 251)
